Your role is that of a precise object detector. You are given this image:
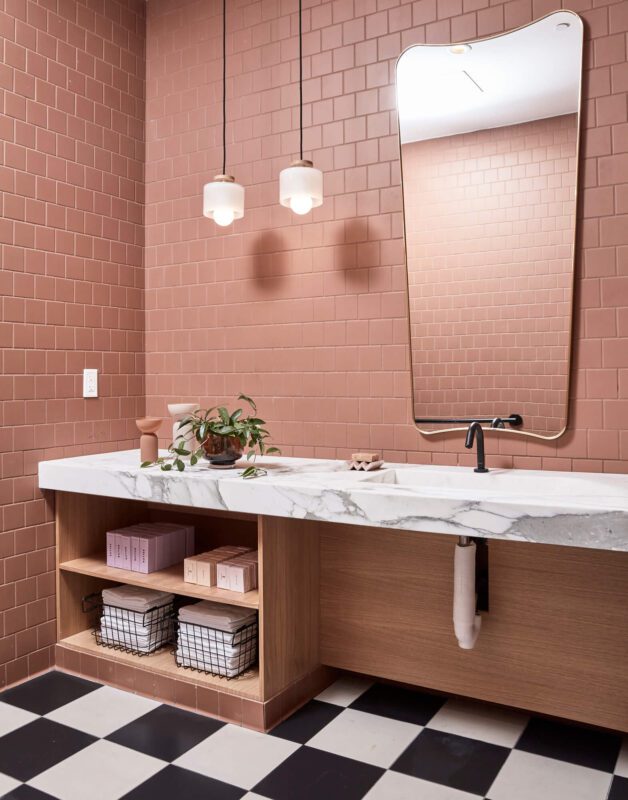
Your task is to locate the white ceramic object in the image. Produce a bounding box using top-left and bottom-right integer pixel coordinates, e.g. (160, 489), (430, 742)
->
(167, 403), (198, 450)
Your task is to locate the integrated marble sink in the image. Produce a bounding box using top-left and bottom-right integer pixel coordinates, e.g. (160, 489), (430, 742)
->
(359, 466), (628, 509)
(38, 451), (628, 552)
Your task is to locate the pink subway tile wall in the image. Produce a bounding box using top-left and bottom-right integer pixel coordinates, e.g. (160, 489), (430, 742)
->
(405, 115), (577, 435)
(0, 0), (145, 687)
(145, 0), (628, 474)
(1, 0), (626, 689)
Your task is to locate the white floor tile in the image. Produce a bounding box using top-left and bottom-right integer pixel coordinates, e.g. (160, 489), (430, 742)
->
(426, 697), (529, 747)
(615, 737), (628, 777)
(316, 675), (373, 707)
(0, 771), (20, 797)
(241, 795), (270, 800)
(45, 685), (160, 738)
(488, 750), (613, 800)
(28, 739), (166, 800)
(364, 770), (482, 800)
(174, 723), (299, 790)
(307, 708), (421, 768)
(0, 701), (38, 738)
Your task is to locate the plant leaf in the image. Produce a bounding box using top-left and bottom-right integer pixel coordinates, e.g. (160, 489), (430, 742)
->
(238, 393), (257, 412)
(266, 447), (281, 455)
(140, 461), (153, 468)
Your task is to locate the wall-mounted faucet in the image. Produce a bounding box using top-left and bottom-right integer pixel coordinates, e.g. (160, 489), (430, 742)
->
(465, 421), (488, 473)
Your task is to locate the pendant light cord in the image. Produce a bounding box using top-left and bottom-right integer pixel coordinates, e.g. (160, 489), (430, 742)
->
(299, 0), (303, 160)
(222, 0), (227, 175)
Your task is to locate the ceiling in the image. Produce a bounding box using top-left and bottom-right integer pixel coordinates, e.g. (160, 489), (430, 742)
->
(397, 11), (583, 144)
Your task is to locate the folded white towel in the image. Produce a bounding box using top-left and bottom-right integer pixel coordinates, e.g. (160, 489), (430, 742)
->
(178, 601), (256, 631)
(178, 620), (256, 648)
(178, 633), (255, 658)
(100, 623), (173, 653)
(176, 648), (255, 677)
(102, 585), (174, 614)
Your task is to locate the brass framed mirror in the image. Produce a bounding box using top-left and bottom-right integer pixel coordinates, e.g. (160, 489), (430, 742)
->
(397, 11), (583, 439)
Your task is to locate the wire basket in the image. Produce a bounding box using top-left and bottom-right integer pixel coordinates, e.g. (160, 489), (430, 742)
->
(83, 593), (175, 656)
(175, 618), (258, 679)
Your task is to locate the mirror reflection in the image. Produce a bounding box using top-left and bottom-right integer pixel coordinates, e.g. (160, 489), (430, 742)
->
(397, 12), (583, 439)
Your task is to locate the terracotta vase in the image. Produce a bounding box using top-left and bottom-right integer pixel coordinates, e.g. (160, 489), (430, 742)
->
(202, 434), (244, 467)
(136, 417), (163, 463)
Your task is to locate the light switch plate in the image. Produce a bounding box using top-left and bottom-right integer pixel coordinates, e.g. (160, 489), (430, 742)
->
(83, 368), (98, 398)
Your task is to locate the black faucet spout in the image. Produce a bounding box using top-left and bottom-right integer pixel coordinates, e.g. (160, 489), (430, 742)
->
(465, 421), (489, 473)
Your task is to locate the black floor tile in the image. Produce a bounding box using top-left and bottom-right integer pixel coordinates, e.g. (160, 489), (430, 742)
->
(0, 718), (96, 782)
(1, 786), (58, 799)
(120, 764), (246, 800)
(516, 716), (622, 772)
(253, 746), (383, 800)
(270, 700), (343, 744)
(609, 776), (628, 800)
(0, 671), (100, 716)
(107, 704), (224, 762)
(392, 728), (510, 797)
(350, 683), (446, 726)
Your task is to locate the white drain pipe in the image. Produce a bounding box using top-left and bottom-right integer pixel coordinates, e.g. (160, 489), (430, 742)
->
(453, 536), (482, 649)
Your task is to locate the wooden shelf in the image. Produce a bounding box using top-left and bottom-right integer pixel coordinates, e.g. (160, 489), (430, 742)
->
(59, 556), (259, 609)
(60, 629), (261, 699)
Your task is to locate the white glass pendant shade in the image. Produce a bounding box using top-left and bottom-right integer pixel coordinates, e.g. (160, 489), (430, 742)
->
(279, 160), (323, 215)
(203, 174), (244, 226)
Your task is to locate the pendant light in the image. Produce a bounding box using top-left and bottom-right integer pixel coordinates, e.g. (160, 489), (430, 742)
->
(203, 0), (244, 226)
(279, 0), (323, 215)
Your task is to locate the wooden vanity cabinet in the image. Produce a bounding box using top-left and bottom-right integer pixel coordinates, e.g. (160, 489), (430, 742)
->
(53, 492), (628, 732)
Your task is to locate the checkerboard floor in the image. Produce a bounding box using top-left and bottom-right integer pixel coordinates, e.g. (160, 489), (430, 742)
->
(0, 671), (626, 800)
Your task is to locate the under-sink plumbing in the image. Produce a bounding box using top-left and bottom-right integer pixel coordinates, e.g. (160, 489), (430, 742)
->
(453, 536), (483, 649)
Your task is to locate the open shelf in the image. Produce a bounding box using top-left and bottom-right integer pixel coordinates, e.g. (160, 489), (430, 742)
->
(59, 555), (259, 609)
(60, 629), (261, 699)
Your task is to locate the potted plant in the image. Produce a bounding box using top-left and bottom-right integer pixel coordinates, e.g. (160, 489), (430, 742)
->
(141, 394), (280, 478)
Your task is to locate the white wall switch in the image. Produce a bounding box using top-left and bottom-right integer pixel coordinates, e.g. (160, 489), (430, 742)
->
(83, 369), (98, 398)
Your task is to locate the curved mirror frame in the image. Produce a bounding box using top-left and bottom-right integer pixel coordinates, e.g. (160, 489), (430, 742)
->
(397, 12), (583, 439)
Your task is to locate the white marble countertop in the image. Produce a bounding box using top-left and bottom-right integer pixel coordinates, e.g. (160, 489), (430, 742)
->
(38, 451), (628, 552)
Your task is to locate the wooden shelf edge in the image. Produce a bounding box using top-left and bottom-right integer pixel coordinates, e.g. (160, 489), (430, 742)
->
(59, 556), (259, 609)
(59, 629), (261, 700)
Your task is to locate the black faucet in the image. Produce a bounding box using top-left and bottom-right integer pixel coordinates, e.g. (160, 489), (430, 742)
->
(465, 421), (489, 473)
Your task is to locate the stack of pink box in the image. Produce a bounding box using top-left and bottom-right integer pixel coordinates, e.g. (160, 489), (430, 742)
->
(217, 551), (259, 593)
(106, 522), (195, 574)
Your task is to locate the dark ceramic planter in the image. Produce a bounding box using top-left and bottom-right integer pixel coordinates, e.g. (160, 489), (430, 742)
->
(202, 434), (244, 467)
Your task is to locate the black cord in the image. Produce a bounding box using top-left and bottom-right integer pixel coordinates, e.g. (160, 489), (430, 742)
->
(222, 0), (227, 175)
(299, 0), (303, 161)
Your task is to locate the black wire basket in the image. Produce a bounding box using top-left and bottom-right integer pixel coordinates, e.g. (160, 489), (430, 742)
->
(175, 618), (258, 679)
(83, 592), (176, 656)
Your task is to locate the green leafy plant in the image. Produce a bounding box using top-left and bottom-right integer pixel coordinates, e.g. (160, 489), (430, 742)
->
(141, 394), (280, 478)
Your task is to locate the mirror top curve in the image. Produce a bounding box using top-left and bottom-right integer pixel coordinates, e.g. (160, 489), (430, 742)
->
(397, 11), (583, 146)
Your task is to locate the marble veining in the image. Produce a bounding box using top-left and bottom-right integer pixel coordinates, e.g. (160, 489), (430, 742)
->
(38, 451), (628, 552)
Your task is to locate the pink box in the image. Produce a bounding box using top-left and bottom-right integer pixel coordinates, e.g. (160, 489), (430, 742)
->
(130, 536), (140, 571)
(137, 532), (158, 574)
(106, 531), (116, 567)
(113, 533), (125, 568)
(120, 534), (132, 571)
